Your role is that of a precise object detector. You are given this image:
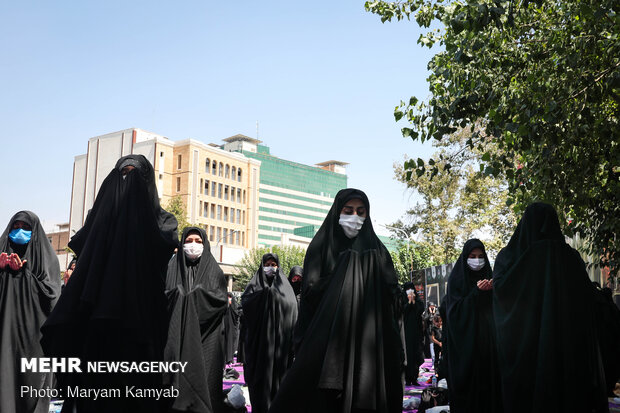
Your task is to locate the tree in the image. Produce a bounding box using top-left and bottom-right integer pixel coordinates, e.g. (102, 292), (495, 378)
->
(366, 0), (619, 276)
(164, 196), (191, 239)
(390, 240), (433, 284)
(234, 245), (306, 291)
(394, 127), (518, 263)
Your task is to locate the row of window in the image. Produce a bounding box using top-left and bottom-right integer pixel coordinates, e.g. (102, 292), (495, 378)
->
(176, 154), (243, 182)
(199, 179), (246, 203)
(199, 201), (246, 225)
(205, 225), (245, 246)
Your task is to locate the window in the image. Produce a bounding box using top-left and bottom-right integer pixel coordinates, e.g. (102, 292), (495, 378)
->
(160, 151), (164, 158)
(225, 164), (230, 179)
(219, 162), (223, 177)
(205, 180), (209, 195)
(177, 154), (182, 169)
(224, 185), (229, 200)
(223, 229), (228, 244)
(212, 160), (217, 175)
(236, 232), (240, 246)
(48, 236), (53, 244)
(210, 204), (215, 219)
(242, 190), (246, 204)
(242, 211), (246, 225)
(158, 174), (163, 180)
(224, 207), (228, 222)
(176, 177), (181, 192)
(205, 158), (210, 173)
(237, 168), (242, 182)
(241, 232), (245, 247)
(217, 227), (222, 242)
(217, 205), (222, 220)
(210, 226), (215, 242)
(237, 188), (242, 203)
(230, 208), (235, 223)
(200, 179), (203, 192)
(231, 187), (235, 202)
(199, 201), (203, 216)
(231, 166), (236, 181)
(218, 183), (223, 199)
(204, 202), (209, 217)
(236, 209), (241, 224)
(211, 182), (216, 197)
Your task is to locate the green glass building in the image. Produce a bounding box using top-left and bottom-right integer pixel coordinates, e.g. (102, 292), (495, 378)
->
(222, 135), (347, 246)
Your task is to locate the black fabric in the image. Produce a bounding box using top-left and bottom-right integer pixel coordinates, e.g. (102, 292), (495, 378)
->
(41, 154), (178, 413)
(269, 188), (403, 413)
(223, 293), (240, 365)
(0, 211), (61, 413)
(241, 253), (298, 413)
(164, 226), (228, 413)
(493, 203), (608, 413)
(402, 282), (424, 385)
(287, 265), (303, 306)
(593, 286), (620, 396)
(445, 239), (502, 413)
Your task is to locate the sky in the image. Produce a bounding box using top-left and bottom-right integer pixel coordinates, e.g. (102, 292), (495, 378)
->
(0, 1), (439, 235)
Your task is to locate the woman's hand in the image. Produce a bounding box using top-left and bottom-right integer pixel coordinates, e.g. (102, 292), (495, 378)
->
(477, 279), (493, 291)
(8, 253), (26, 271)
(0, 252), (8, 269)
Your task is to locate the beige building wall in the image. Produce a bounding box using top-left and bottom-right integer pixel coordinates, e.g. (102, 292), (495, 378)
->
(166, 139), (260, 252)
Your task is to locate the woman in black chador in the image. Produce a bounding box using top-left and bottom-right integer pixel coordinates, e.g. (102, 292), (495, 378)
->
(41, 154), (178, 413)
(241, 253), (298, 413)
(164, 226), (228, 413)
(223, 292), (240, 365)
(288, 265), (303, 309)
(492, 203), (608, 413)
(0, 211), (61, 413)
(445, 238), (502, 413)
(402, 281), (424, 386)
(269, 188), (403, 413)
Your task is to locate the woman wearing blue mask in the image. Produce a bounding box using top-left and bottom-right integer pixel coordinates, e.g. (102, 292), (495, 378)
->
(444, 239), (502, 413)
(0, 211), (61, 413)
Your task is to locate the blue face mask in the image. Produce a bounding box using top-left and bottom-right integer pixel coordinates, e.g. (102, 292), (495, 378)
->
(9, 228), (32, 245)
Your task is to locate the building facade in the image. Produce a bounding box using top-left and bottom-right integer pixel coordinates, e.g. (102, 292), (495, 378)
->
(222, 135), (348, 247)
(69, 129), (261, 269)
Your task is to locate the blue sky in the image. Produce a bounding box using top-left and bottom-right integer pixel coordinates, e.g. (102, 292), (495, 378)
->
(0, 1), (438, 234)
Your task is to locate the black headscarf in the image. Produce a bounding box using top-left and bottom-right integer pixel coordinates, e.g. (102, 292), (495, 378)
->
(402, 281), (424, 385)
(164, 226), (228, 413)
(493, 202), (608, 413)
(269, 188), (403, 413)
(0, 211), (61, 413)
(241, 253), (298, 413)
(288, 265), (303, 300)
(445, 239), (501, 413)
(41, 154), (178, 413)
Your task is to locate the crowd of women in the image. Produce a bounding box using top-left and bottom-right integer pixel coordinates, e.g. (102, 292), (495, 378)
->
(1, 155), (618, 413)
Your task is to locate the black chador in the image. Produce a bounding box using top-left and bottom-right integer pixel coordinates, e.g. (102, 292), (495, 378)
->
(445, 239), (502, 413)
(0, 211), (61, 413)
(269, 188), (403, 413)
(288, 265), (303, 309)
(241, 253), (298, 413)
(223, 292), (240, 365)
(402, 281), (424, 385)
(493, 203), (608, 413)
(41, 155), (178, 413)
(164, 227), (228, 413)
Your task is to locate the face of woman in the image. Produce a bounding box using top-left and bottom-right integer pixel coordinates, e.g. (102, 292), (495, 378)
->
(468, 247), (485, 259)
(12, 220), (32, 231)
(264, 258), (278, 268)
(184, 233), (203, 244)
(340, 198), (367, 218)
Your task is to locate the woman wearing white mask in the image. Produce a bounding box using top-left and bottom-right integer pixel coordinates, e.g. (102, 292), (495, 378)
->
(444, 239), (502, 413)
(164, 227), (228, 412)
(269, 188), (403, 413)
(241, 253), (298, 413)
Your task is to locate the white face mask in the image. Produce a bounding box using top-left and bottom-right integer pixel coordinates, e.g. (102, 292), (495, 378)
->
(264, 266), (277, 277)
(339, 214), (365, 239)
(467, 258), (486, 271)
(183, 242), (204, 260)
